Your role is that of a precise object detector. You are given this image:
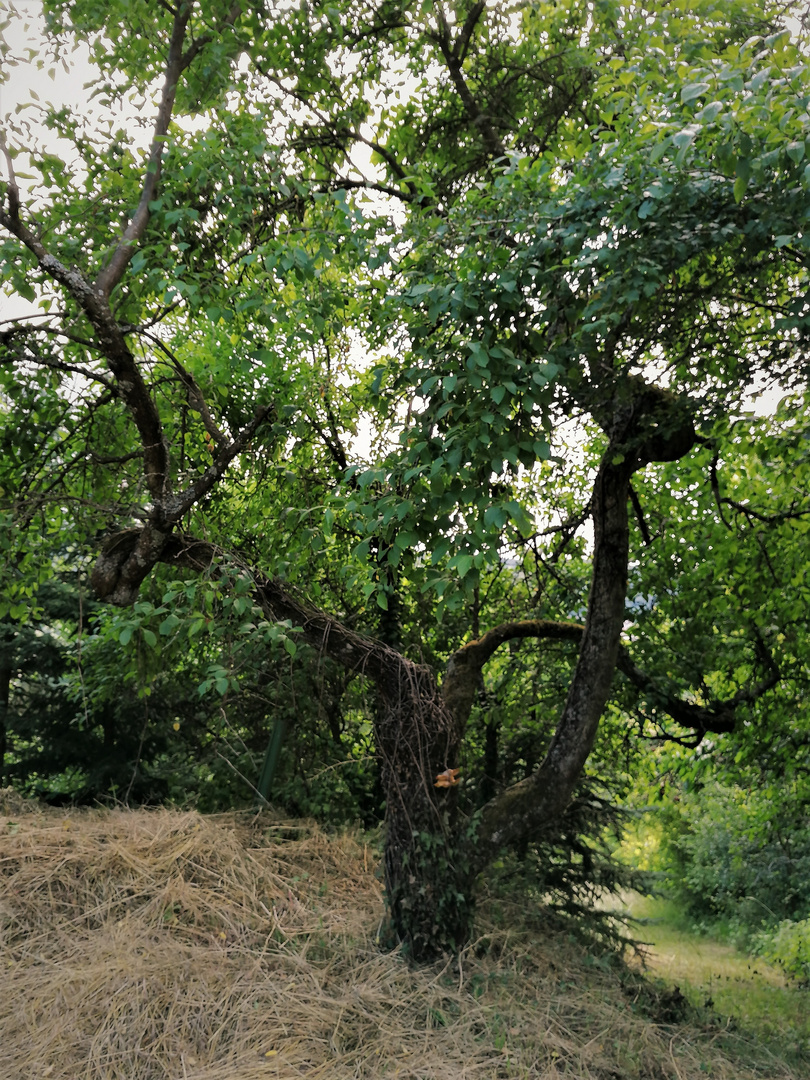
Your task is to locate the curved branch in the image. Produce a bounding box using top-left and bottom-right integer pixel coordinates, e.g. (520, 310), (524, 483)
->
(441, 618), (583, 725)
(467, 382), (697, 870)
(471, 455), (634, 869)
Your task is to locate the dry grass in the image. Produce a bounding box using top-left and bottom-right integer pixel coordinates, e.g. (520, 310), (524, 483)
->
(0, 793), (804, 1080)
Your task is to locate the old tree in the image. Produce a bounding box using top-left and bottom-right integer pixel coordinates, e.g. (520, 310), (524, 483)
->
(2, 0), (810, 958)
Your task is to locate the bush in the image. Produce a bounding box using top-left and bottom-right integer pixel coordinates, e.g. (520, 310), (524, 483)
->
(753, 918), (810, 986)
(654, 779), (810, 940)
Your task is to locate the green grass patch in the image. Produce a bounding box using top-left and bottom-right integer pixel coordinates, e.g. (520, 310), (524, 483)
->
(623, 894), (810, 1061)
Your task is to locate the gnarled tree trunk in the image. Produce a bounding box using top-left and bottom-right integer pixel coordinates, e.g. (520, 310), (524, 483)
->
(375, 663), (469, 959)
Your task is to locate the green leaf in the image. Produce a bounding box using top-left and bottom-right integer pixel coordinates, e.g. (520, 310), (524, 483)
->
(733, 174), (749, 203)
(696, 101), (724, 123)
(454, 554), (474, 579)
(786, 141), (806, 164)
(160, 613), (181, 635)
(733, 157), (752, 202)
(672, 127), (697, 152)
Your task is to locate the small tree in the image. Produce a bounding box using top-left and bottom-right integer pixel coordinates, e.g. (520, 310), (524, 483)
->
(2, 0), (809, 959)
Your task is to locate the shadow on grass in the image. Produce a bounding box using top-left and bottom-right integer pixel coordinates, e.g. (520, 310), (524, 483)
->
(622, 894), (809, 1065)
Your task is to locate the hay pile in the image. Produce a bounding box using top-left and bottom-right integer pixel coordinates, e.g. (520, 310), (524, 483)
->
(0, 797), (799, 1079)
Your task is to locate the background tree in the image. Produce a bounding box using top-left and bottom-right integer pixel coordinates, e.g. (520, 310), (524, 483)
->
(1, 0), (809, 959)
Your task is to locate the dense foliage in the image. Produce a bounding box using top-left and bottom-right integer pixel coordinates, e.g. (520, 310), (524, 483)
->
(2, 0), (810, 958)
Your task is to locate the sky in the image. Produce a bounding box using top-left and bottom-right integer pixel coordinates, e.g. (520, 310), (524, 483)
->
(1, 0), (96, 162)
(0, 1), (99, 322)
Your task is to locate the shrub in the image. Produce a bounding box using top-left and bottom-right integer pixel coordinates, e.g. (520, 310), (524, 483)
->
(654, 779), (810, 938)
(753, 918), (810, 986)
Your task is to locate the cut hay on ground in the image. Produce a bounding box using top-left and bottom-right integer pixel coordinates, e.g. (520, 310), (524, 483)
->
(0, 796), (801, 1079)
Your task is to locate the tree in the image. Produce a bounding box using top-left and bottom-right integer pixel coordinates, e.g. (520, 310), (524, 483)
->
(1, 0), (809, 959)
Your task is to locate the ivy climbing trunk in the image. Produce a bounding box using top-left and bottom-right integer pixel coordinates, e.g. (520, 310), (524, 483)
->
(0, 653), (10, 788)
(374, 659), (470, 961)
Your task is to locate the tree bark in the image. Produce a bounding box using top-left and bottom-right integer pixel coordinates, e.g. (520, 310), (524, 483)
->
(0, 653), (10, 788)
(467, 454), (636, 871)
(375, 663), (470, 959)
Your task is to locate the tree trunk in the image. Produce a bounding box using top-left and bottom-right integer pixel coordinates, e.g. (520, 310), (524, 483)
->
(155, 536), (469, 958)
(374, 658), (470, 961)
(471, 458), (634, 867)
(0, 655), (10, 788)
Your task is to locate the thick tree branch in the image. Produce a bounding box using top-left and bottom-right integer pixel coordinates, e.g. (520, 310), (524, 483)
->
(94, 4), (194, 296)
(453, 1), (487, 62)
(470, 454), (635, 869)
(0, 149), (172, 501)
(618, 638), (780, 741)
(87, 403), (277, 601)
(0, 239), (171, 502)
(159, 534), (426, 692)
(466, 385), (699, 869)
(442, 619), (583, 725)
(164, 404), (275, 522)
(444, 605), (778, 753)
(0, 5), (241, 504)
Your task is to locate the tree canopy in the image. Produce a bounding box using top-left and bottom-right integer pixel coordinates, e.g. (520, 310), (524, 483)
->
(2, 0), (809, 959)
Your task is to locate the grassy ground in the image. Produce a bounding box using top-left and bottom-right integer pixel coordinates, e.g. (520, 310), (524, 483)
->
(621, 894), (810, 1063)
(1, 793), (807, 1080)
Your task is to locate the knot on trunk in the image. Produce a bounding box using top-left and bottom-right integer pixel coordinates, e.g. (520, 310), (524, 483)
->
(90, 527), (167, 605)
(609, 378), (697, 469)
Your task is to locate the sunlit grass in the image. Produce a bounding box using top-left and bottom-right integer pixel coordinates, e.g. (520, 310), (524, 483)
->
(623, 894), (810, 1060)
